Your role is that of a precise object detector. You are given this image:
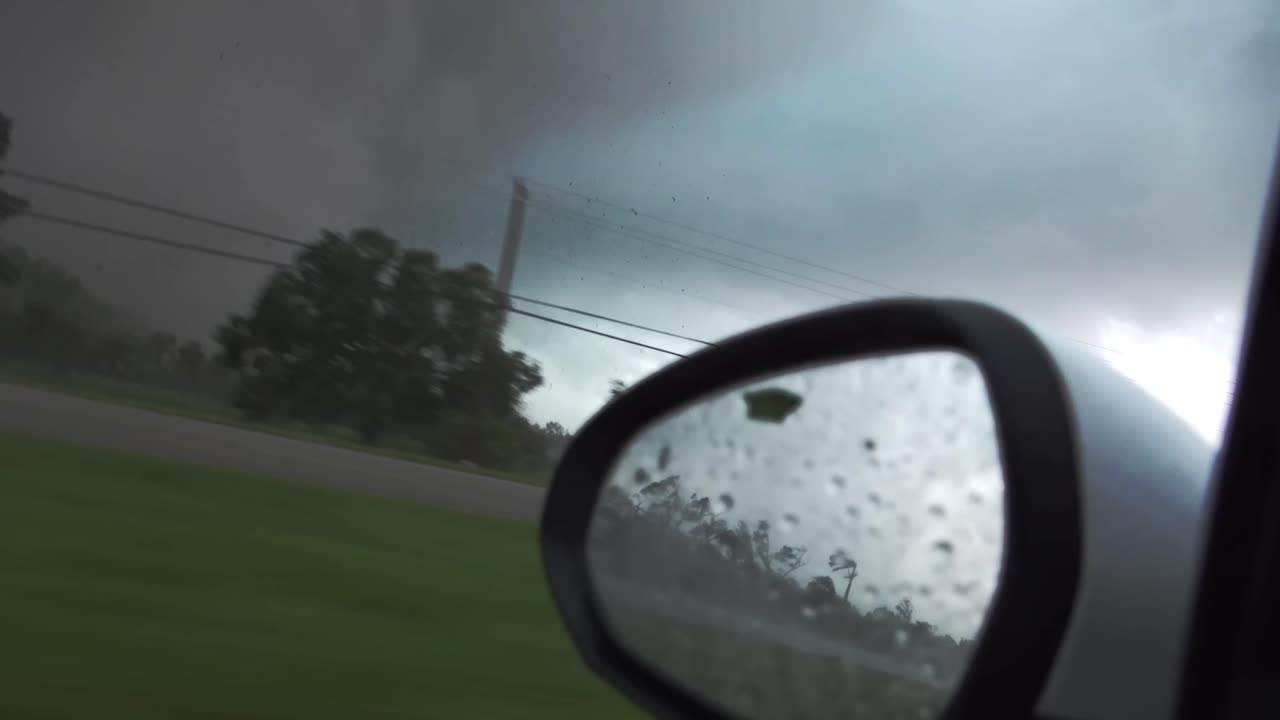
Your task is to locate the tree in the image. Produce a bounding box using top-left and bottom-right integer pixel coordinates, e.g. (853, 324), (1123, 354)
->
(608, 379), (627, 399)
(829, 549), (859, 602)
(806, 575), (837, 598)
(177, 339), (206, 375)
(144, 331), (177, 370)
(216, 227), (543, 445)
(894, 597), (915, 624)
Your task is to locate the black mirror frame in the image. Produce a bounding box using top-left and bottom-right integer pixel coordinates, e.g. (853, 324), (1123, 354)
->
(540, 298), (1083, 719)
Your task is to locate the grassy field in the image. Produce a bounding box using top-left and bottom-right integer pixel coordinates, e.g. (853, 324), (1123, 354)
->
(0, 360), (549, 486)
(0, 434), (636, 719)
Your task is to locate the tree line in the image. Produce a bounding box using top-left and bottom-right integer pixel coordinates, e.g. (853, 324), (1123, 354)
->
(589, 442), (976, 697)
(0, 111), (568, 476)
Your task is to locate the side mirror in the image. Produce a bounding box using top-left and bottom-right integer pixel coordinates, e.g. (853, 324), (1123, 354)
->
(540, 299), (1083, 719)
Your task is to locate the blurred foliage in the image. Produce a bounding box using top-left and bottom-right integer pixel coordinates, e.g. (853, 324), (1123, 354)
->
(216, 228), (543, 447)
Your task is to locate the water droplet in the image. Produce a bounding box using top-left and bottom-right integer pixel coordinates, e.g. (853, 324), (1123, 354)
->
(918, 584), (933, 597)
(780, 513), (799, 533)
(968, 490), (984, 505)
(845, 505), (860, 519)
(802, 458), (816, 470)
(657, 444), (672, 470)
(744, 446), (756, 460)
(863, 584), (880, 599)
(868, 492), (882, 507)
(632, 468), (651, 485)
(894, 629), (909, 647)
(952, 359), (974, 383)
(801, 603), (818, 619)
(715, 493), (735, 513)
(868, 526), (882, 539)
(933, 540), (956, 558)
(928, 503), (947, 518)
(953, 580), (977, 595)
(827, 475), (847, 496)
(864, 438), (877, 452)
(921, 662), (937, 679)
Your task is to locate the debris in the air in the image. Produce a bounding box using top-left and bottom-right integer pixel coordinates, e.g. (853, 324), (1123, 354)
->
(742, 387), (804, 423)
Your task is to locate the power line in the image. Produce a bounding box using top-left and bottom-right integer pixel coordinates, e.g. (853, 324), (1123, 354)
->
(7, 170), (308, 248)
(25, 211), (292, 268)
(524, 247), (766, 321)
(397, 171), (884, 303)
(3, 166), (1219, 370)
(523, 193), (874, 303)
(16, 211), (693, 358)
(506, 292), (712, 346)
(524, 177), (919, 297)
(2, 168), (712, 347)
(8, 165), (877, 304)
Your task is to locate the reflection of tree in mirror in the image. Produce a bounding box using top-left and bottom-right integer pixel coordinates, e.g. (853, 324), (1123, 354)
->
(590, 448), (979, 719)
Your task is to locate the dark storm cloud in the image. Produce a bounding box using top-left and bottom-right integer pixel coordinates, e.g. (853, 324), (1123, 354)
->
(0, 0), (870, 334)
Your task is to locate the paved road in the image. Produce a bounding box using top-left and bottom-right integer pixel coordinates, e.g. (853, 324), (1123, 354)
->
(0, 383), (547, 522)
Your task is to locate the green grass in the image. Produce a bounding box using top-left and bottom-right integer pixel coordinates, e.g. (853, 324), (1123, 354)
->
(0, 434), (637, 719)
(0, 360), (549, 486)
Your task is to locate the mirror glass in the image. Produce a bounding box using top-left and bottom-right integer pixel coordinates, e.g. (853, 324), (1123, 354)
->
(585, 350), (1005, 720)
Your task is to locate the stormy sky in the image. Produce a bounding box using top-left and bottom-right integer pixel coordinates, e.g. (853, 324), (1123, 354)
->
(1, 0), (1277, 442)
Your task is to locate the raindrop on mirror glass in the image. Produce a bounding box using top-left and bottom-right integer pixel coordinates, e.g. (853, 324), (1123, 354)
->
(868, 492), (882, 507)
(918, 584), (934, 597)
(953, 580), (977, 595)
(657, 444), (672, 470)
(863, 438), (877, 452)
(868, 526), (882, 539)
(827, 475), (847, 496)
(928, 503), (947, 518)
(632, 468), (651, 485)
(715, 493), (735, 513)
(932, 540), (956, 559)
(744, 446), (756, 460)
(780, 513), (799, 533)
(952, 359), (974, 384)
(968, 490), (985, 505)
(845, 505), (860, 520)
(801, 603), (818, 620)
(894, 629), (909, 647)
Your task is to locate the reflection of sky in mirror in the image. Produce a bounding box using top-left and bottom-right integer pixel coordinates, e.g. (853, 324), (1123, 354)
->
(608, 351), (1004, 638)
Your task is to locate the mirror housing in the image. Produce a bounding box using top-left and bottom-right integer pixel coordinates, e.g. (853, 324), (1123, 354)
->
(540, 299), (1083, 719)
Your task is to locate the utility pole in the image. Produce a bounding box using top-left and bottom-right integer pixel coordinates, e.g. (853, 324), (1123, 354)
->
(497, 177), (528, 300)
